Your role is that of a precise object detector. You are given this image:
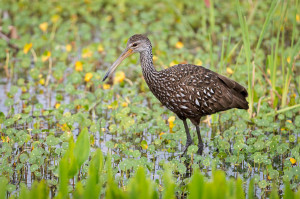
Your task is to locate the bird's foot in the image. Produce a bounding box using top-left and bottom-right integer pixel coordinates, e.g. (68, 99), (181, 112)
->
(197, 143), (204, 155)
(181, 140), (193, 157)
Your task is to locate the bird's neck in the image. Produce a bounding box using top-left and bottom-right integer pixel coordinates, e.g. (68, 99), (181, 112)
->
(140, 50), (158, 84)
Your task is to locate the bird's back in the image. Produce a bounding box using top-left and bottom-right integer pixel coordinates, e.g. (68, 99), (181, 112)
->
(147, 64), (248, 120)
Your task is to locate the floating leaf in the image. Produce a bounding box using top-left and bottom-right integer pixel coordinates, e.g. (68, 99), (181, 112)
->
(30, 164), (38, 172)
(4, 98), (14, 107)
(133, 150), (141, 158)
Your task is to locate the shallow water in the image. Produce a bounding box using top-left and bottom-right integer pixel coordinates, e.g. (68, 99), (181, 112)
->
(0, 80), (294, 198)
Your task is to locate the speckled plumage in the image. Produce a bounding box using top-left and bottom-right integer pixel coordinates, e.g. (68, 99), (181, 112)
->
(141, 63), (248, 125)
(104, 34), (249, 155)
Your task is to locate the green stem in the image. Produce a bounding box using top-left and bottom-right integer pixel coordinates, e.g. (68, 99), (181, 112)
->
(266, 104), (300, 116)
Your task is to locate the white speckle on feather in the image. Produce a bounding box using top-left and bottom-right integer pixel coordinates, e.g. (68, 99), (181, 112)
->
(180, 105), (188, 109)
(195, 99), (200, 106)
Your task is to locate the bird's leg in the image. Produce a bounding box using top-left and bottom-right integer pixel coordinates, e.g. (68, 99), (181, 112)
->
(196, 126), (204, 155)
(182, 119), (193, 155)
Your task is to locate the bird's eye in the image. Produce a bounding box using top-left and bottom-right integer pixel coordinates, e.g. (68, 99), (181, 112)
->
(132, 43), (138, 47)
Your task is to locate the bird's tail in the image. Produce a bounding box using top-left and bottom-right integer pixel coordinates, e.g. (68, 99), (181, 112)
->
(217, 74), (249, 110)
(231, 90), (249, 110)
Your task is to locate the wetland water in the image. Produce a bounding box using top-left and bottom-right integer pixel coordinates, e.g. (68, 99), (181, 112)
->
(1, 80), (295, 198)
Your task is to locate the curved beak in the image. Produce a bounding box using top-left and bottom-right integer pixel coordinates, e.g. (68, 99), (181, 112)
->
(102, 48), (134, 81)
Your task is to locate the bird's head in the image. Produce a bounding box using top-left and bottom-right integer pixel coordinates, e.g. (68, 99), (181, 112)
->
(102, 34), (151, 81)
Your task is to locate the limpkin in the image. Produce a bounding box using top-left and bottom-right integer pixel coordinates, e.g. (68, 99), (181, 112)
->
(103, 34), (248, 155)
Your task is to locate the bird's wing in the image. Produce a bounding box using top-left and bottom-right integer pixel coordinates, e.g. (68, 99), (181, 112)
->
(216, 74), (248, 98)
(178, 65), (248, 114)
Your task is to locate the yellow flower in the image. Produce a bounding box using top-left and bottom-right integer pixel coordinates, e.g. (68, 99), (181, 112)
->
(159, 132), (165, 139)
(75, 61), (83, 72)
(290, 158), (296, 165)
(55, 103), (61, 109)
(287, 120), (292, 123)
(42, 51), (51, 62)
(1, 136), (9, 143)
(51, 15), (60, 23)
(39, 22), (48, 32)
(97, 44), (104, 53)
(23, 43), (32, 54)
(82, 48), (93, 58)
(168, 116), (176, 133)
(267, 69), (271, 75)
(175, 41), (184, 49)
(39, 78), (45, 85)
(226, 67), (234, 75)
(105, 15), (112, 22)
(114, 71), (125, 83)
(103, 84), (111, 90)
(168, 116), (175, 123)
(84, 72), (93, 82)
(107, 102), (118, 109)
(296, 14), (300, 23)
(287, 56), (291, 64)
(195, 59), (203, 66)
(60, 123), (70, 131)
(121, 102), (128, 107)
(169, 61), (178, 67)
(66, 44), (72, 52)
(21, 86), (27, 92)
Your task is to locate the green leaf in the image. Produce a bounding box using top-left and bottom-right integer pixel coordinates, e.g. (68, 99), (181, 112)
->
(4, 98), (14, 107)
(127, 167), (158, 199)
(105, 141), (114, 149)
(74, 127), (90, 168)
(6, 184), (16, 193)
(141, 140), (148, 150)
(0, 177), (8, 198)
(188, 170), (204, 199)
(30, 164), (39, 172)
(58, 155), (68, 198)
(258, 180), (267, 189)
(162, 164), (176, 199)
(133, 150), (141, 158)
(83, 149), (103, 198)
